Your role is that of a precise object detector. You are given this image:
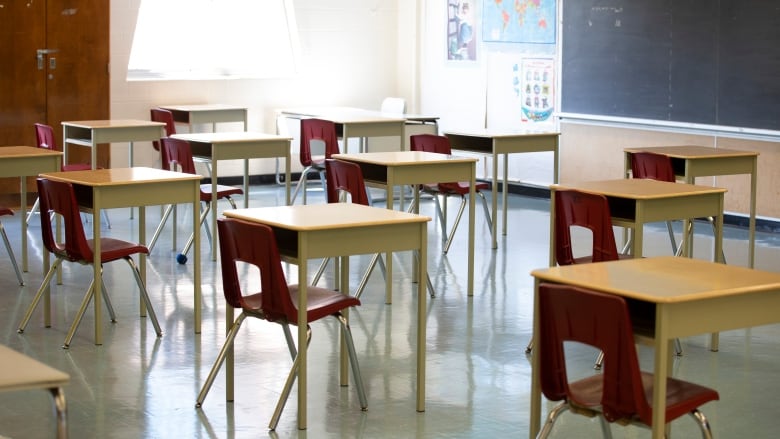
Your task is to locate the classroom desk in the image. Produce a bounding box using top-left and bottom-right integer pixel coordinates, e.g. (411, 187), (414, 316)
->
(444, 130), (560, 249)
(278, 107), (408, 152)
(333, 151), (478, 297)
(61, 120), (165, 169)
(529, 256), (780, 439)
(623, 145), (759, 268)
(0, 146), (62, 271)
(157, 104), (248, 132)
(0, 345), (70, 438)
(171, 132), (292, 258)
(550, 179), (726, 266)
(38, 167), (202, 343)
(224, 203), (430, 430)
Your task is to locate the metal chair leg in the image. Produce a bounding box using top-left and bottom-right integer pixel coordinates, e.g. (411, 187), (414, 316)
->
(17, 257), (63, 333)
(0, 220), (24, 285)
(196, 313), (247, 407)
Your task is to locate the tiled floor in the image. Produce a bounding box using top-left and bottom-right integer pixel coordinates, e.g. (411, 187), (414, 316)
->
(0, 183), (778, 438)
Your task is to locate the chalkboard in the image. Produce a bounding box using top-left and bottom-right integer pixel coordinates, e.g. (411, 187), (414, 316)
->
(561, 0), (780, 132)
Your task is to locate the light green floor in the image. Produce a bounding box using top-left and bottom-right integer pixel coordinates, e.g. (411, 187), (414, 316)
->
(0, 184), (777, 438)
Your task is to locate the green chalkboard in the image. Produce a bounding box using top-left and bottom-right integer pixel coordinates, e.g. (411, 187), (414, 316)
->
(561, 0), (780, 132)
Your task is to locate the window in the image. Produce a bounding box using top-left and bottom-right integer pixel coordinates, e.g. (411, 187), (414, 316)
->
(128, 0), (300, 81)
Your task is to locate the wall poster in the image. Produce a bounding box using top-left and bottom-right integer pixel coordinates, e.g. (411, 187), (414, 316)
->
(447, 0), (477, 61)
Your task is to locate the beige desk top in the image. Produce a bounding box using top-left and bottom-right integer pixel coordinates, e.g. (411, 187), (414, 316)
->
(225, 203), (430, 231)
(624, 145), (760, 159)
(39, 167), (201, 186)
(61, 119), (165, 129)
(0, 345), (69, 392)
(159, 104), (246, 112)
(0, 146), (63, 158)
(172, 132), (290, 143)
(444, 129), (560, 139)
(333, 151), (477, 166)
(552, 178), (727, 199)
(531, 255), (780, 304)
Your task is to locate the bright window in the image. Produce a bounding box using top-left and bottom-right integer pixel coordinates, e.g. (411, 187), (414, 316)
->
(128, 0), (300, 81)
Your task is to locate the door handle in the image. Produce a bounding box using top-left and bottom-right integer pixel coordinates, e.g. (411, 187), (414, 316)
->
(36, 48), (59, 70)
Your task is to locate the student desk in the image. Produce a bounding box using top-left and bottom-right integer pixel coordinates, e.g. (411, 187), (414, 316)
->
(157, 104), (248, 132)
(61, 119), (165, 169)
(333, 151), (478, 297)
(278, 107), (408, 152)
(551, 179), (726, 265)
(224, 203), (430, 430)
(623, 145), (759, 268)
(171, 132), (292, 258)
(0, 345), (70, 438)
(529, 256), (780, 439)
(0, 146), (62, 271)
(38, 167), (202, 342)
(444, 130), (560, 249)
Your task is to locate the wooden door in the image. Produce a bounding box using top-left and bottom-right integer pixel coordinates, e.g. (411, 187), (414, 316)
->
(0, 0), (109, 206)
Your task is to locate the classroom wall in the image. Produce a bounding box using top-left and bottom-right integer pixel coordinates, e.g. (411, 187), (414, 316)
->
(109, 0), (412, 175)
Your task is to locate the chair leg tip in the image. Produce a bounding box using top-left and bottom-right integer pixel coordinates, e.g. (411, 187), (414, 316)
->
(176, 254), (188, 264)
(16, 329), (24, 334)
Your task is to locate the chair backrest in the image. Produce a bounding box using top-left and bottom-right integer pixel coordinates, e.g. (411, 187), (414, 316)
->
(380, 97), (406, 114)
(410, 134), (452, 155)
(160, 137), (197, 174)
(554, 189), (619, 265)
(217, 218), (296, 322)
(324, 159), (371, 206)
(150, 108), (177, 152)
(538, 282), (651, 424)
(36, 178), (94, 262)
(630, 152), (675, 183)
(34, 123), (59, 152)
(299, 118), (340, 167)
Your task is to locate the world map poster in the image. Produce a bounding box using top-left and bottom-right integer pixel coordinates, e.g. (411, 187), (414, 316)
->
(482, 0), (556, 44)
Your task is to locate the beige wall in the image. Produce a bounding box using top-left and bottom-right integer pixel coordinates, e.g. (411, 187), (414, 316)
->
(560, 122), (780, 219)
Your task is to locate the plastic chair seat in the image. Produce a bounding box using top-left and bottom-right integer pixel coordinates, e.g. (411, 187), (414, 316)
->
(198, 184), (244, 202)
(438, 180), (490, 194)
(17, 178), (162, 348)
(536, 283), (719, 438)
(196, 218), (367, 430)
(62, 163), (92, 172)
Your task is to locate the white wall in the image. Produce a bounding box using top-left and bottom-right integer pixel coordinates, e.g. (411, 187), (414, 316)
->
(109, 0), (558, 184)
(109, 0), (409, 175)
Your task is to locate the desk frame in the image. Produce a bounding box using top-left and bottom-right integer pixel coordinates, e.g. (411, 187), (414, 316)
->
(624, 146), (758, 267)
(158, 104), (248, 132)
(62, 120), (165, 170)
(445, 131), (560, 249)
(171, 132), (292, 259)
(39, 168), (202, 343)
(224, 203), (430, 430)
(0, 146), (62, 271)
(550, 179), (726, 266)
(530, 256), (780, 439)
(333, 151), (477, 297)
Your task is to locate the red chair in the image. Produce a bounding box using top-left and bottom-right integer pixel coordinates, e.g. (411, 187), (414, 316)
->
(17, 178), (162, 348)
(30, 123), (111, 227)
(310, 159), (387, 298)
(147, 137), (242, 264)
(150, 108), (212, 175)
(630, 151), (724, 262)
(536, 282), (718, 438)
(410, 134), (492, 254)
(196, 218), (367, 430)
(291, 118), (340, 204)
(0, 207), (24, 285)
(553, 189), (622, 265)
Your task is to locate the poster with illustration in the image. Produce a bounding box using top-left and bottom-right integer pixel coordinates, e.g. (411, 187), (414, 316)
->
(447, 0), (476, 61)
(517, 58), (555, 123)
(482, 0), (556, 44)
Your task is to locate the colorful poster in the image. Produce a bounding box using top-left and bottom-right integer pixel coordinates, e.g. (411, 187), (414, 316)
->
(517, 58), (555, 122)
(447, 0), (477, 61)
(482, 0), (556, 44)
